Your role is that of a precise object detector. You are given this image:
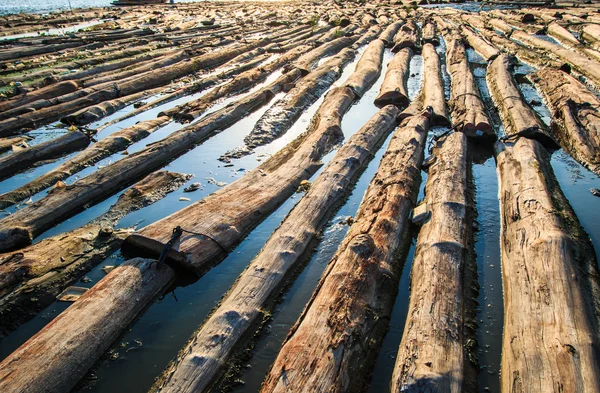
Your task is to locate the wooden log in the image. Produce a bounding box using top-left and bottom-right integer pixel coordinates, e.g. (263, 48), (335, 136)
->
(293, 36), (358, 72)
(486, 54), (559, 150)
(261, 111), (431, 393)
(0, 117), (170, 210)
(0, 136), (28, 154)
(529, 68), (600, 175)
(345, 39), (385, 97)
(582, 24), (600, 50)
(495, 136), (600, 393)
(374, 47), (412, 108)
(0, 130), (90, 180)
(380, 20), (404, 47)
(151, 104), (400, 393)
(0, 257), (176, 393)
(422, 21), (439, 45)
(391, 130), (477, 393)
(547, 21), (581, 47)
(0, 170), (189, 338)
(399, 43), (449, 126)
(459, 25), (500, 62)
(444, 31), (494, 141)
(0, 69), (296, 252)
(0, 81), (81, 117)
(392, 19), (421, 52)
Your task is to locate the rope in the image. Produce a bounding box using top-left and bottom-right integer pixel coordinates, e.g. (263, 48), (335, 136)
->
(156, 226), (229, 264)
(428, 121), (464, 153)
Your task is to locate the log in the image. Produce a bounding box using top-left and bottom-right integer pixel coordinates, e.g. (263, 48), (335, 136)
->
(0, 136), (28, 154)
(0, 170), (189, 338)
(422, 21), (438, 45)
(374, 47), (412, 108)
(261, 111), (431, 393)
(293, 36), (357, 72)
(0, 117), (170, 210)
(444, 31), (494, 141)
(392, 19), (421, 52)
(0, 130), (90, 180)
(547, 21), (581, 48)
(459, 25), (500, 62)
(0, 257), (176, 393)
(495, 136), (600, 393)
(582, 23), (600, 50)
(380, 20), (404, 47)
(486, 54), (559, 150)
(0, 81), (81, 117)
(151, 105), (400, 393)
(391, 130), (477, 393)
(529, 68), (600, 175)
(399, 43), (449, 126)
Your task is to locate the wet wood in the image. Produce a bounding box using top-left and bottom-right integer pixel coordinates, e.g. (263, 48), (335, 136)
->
(0, 117), (169, 210)
(486, 54), (559, 150)
(0, 257), (176, 393)
(0, 170), (188, 338)
(374, 47), (412, 108)
(152, 105), (400, 393)
(261, 112), (431, 393)
(0, 81), (81, 118)
(391, 130), (477, 393)
(392, 19), (420, 52)
(496, 136), (600, 393)
(422, 21), (438, 45)
(380, 21), (404, 47)
(529, 68), (600, 175)
(582, 24), (600, 50)
(0, 131), (89, 180)
(459, 25), (500, 62)
(399, 43), (449, 126)
(0, 136), (28, 154)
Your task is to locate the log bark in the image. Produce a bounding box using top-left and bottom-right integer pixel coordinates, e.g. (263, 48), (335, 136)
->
(380, 20), (404, 47)
(0, 257), (176, 393)
(151, 105), (400, 393)
(0, 136), (28, 154)
(0, 131), (90, 180)
(0, 117), (170, 210)
(261, 112), (431, 393)
(496, 136), (600, 393)
(391, 130), (478, 393)
(399, 43), (449, 126)
(459, 25), (500, 62)
(374, 47), (412, 108)
(0, 81), (81, 117)
(392, 19), (421, 52)
(529, 68), (600, 175)
(0, 170), (188, 338)
(486, 54), (559, 149)
(444, 32), (494, 141)
(582, 24), (600, 51)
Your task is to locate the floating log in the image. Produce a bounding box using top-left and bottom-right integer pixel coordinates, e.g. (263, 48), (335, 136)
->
(459, 25), (500, 62)
(0, 81), (81, 117)
(391, 131), (477, 393)
(392, 19), (421, 52)
(293, 36), (357, 73)
(486, 54), (559, 150)
(261, 111), (431, 393)
(582, 23), (600, 50)
(0, 136), (28, 154)
(0, 170), (188, 338)
(444, 31), (494, 141)
(422, 21), (438, 45)
(374, 47), (412, 108)
(0, 130), (90, 180)
(399, 43), (449, 126)
(0, 117), (170, 210)
(380, 20), (404, 47)
(0, 257), (176, 393)
(152, 105), (400, 393)
(529, 68), (600, 175)
(496, 136), (600, 392)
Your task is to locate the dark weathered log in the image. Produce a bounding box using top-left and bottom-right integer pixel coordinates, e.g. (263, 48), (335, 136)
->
(496, 136), (600, 393)
(380, 20), (404, 47)
(261, 112), (431, 393)
(0, 117), (170, 210)
(486, 54), (559, 149)
(529, 68), (600, 175)
(399, 43), (449, 126)
(152, 105), (400, 393)
(444, 31), (494, 141)
(0, 70), (296, 252)
(392, 19), (420, 52)
(0, 81), (81, 117)
(391, 130), (477, 393)
(0, 170), (188, 338)
(0, 131), (90, 180)
(0, 257), (176, 393)
(374, 47), (412, 108)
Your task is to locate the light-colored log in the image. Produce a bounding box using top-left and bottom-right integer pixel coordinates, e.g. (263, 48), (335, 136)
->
(392, 19), (420, 52)
(374, 47), (412, 108)
(380, 20), (404, 47)
(261, 112), (431, 393)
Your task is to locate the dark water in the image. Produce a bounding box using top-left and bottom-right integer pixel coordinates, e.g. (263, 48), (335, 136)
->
(1, 23), (600, 393)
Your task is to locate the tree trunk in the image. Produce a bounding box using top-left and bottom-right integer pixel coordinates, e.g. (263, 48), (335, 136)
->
(0, 81), (81, 117)
(0, 136), (28, 154)
(459, 25), (500, 62)
(392, 19), (421, 52)
(374, 47), (412, 108)
(152, 105), (400, 393)
(380, 21), (404, 47)
(0, 170), (188, 338)
(261, 112), (431, 393)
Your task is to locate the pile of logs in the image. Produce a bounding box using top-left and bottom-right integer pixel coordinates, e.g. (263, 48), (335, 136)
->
(1, 2), (600, 393)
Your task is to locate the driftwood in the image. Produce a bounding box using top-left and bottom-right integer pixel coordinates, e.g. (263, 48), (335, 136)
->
(495, 136), (600, 392)
(374, 47), (412, 108)
(444, 31), (494, 141)
(399, 43), (449, 126)
(529, 68), (600, 175)
(0, 257), (176, 393)
(152, 105), (400, 393)
(486, 54), (559, 150)
(391, 130), (477, 393)
(0, 131), (90, 180)
(0, 170), (189, 338)
(0, 117), (170, 210)
(0, 81), (81, 117)
(261, 112), (431, 393)
(392, 20), (421, 52)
